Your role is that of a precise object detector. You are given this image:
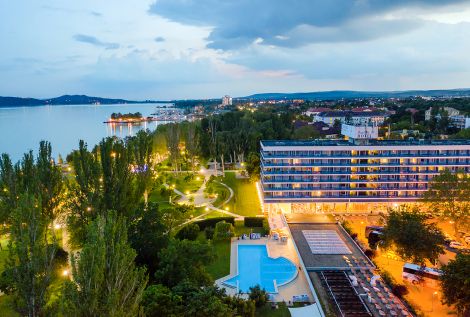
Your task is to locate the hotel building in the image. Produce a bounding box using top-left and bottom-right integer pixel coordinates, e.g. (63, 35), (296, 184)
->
(260, 125), (470, 213)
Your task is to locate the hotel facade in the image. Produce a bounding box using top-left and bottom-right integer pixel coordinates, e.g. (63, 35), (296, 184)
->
(260, 132), (470, 213)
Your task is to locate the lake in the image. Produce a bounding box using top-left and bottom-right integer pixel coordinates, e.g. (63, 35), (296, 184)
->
(0, 103), (172, 162)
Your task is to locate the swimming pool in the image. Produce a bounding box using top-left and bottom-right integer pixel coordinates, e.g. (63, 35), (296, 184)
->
(223, 244), (297, 293)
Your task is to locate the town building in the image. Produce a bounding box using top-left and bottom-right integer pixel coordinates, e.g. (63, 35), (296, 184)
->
(259, 126), (470, 213)
(313, 111), (388, 127)
(221, 95), (233, 107)
(449, 115), (470, 129)
(424, 106), (460, 121)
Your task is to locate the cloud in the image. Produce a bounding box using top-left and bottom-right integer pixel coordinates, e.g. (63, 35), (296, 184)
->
(73, 34), (120, 50)
(154, 36), (165, 42)
(41, 5), (102, 18)
(149, 0), (468, 49)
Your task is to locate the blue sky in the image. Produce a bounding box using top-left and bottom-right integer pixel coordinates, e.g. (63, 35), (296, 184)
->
(1, 0), (470, 100)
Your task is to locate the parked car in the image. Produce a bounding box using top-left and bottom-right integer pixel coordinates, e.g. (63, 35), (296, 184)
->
(449, 241), (466, 249)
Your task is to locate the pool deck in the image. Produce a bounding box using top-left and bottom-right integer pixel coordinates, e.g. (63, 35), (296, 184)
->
(215, 236), (314, 303)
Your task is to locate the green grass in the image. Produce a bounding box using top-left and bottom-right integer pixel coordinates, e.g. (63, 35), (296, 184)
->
(166, 172), (204, 194)
(0, 235), (9, 271)
(148, 185), (174, 209)
(256, 302), (291, 317)
(205, 238), (231, 280)
(210, 182), (231, 208)
(0, 295), (20, 317)
(221, 172), (261, 216)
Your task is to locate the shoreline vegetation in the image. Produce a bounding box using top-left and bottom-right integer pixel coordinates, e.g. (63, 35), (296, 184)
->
(104, 112), (155, 124)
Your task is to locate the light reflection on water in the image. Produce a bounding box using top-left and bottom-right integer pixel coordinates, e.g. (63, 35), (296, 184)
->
(0, 103), (173, 162)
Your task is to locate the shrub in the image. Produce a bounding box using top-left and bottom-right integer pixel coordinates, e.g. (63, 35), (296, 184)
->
(214, 221), (235, 240)
(176, 223), (200, 241)
(204, 227), (215, 240)
(392, 284), (409, 298)
(248, 285), (268, 307)
(350, 233), (358, 240)
(195, 217), (235, 230)
(244, 217), (265, 228)
(262, 218), (270, 235)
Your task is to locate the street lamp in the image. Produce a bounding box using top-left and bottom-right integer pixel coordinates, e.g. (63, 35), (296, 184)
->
(432, 291), (438, 312)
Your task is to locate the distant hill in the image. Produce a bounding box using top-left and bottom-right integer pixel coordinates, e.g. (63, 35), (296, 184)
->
(243, 89), (470, 101)
(0, 95), (160, 107)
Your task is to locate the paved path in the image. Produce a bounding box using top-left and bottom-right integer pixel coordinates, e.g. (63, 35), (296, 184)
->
(170, 169), (246, 226)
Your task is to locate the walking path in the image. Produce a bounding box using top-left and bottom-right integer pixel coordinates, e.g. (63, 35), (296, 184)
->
(167, 169), (245, 225)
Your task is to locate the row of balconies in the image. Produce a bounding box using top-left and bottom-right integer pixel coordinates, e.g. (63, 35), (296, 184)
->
(261, 161), (470, 168)
(263, 185), (428, 191)
(262, 177), (434, 183)
(261, 152), (470, 159)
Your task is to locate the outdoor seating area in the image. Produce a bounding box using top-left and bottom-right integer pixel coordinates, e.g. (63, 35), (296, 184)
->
(319, 270), (371, 317)
(238, 233), (262, 240)
(302, 230), (352, 255)
(349, 265), (411, 317)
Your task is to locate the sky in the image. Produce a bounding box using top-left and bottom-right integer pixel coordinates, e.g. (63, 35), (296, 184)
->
(1, 0), (470, 100)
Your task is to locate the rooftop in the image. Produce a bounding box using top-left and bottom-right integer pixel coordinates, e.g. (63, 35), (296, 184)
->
(261, 139), (470, 147)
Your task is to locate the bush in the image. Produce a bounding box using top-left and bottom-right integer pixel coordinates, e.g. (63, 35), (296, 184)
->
(244, 217), (265, 228)
(204, 227), (215, 240)
(195, 217), (235, 230)
(392, 284), (409, 298)
(350, 233), (358, 240)
(248, 285), (268, 307)
(176, 223), (200, 241)
(262, 218), (270, 235)
(51, 245), (68, 268)
(213, 221), (235, 241)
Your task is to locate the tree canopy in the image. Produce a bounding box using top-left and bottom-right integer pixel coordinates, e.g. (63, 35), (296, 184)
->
(382, 205), (445, 265)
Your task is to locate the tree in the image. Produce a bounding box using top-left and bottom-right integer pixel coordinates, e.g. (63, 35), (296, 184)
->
(440, 253), (470, 316)
(424, 169), (470, 235)
(0, 153), (19, 222)
(36, 141), (64, 222)
(66, 140), (103, 247)
(213, 221), (235, 241)
(292, 125), (320, 139)
(165, 123), (181, 172)
(128, 203), (170, 278)
(6, 194), (57, 317)
(248, 285), (268, 308)
(142, 284), (183, 317)
(127, 130), (154, 204)
(155, 239), (215, 288)
(176, 223), (200, 241)
(382, 205), (445, 265)
(245, 152), (260, 181)
(62, 211), (148, 317)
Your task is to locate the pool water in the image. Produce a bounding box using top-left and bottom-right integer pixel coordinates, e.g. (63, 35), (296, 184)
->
(224, 245), (297, 293)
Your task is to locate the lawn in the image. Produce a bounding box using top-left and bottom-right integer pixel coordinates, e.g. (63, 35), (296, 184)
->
(148, 185), (174, 209)
(205, 237), (231, 280)
(166, 172), (204, 194)
(221, 172), (261, 216)
(256, 302), (291, 317)
(209, 182), (231, 208)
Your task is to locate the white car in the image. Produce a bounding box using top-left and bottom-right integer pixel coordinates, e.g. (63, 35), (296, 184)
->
(449, 241), (465, 249)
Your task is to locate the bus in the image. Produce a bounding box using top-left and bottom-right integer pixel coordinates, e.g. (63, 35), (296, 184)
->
(402, 263), (442, 288)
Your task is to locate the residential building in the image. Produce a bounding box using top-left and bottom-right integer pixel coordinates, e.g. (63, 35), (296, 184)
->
(303, 107), (330, 117)
(449, 115), (470, 129)
(260, 131), (470, 213)
(425, 106), (460, 121)
(221, 95), (233, 107)
(313, 111), (388, 127)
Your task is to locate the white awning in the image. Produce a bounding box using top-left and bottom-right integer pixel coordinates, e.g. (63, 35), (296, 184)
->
(288, 303), (323, 317)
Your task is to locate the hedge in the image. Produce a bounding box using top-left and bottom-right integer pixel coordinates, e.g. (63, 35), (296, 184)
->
(194, 217), (235, 230)
(244, 217), (265, 228)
